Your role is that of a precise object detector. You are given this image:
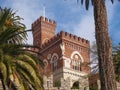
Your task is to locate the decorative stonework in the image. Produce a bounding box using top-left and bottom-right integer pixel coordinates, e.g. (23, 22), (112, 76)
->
(43, 59), (48, 68)
(64, 59), (71, 68)
(61, 56), (71, 68)
(42, 38), (49, 44)
(64, 41), (89, 53)
(47, 53), (51, 60)
(51, 53), (59, 63)
(60, 43), (65, 56)
(79, 75), (89, 90)
(59, 75), (89, 90)
(60, 77), (71, 90)
(43, 75), (54, 89)
(70, 51), (84, 63)
(97, 80), (100, 90)
(75, 54), (79, 59)
(50, 53), (59, 71)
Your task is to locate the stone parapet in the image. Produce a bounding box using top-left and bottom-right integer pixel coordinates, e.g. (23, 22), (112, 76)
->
(41, 31), (90, 49)
(60, 31), (89, 44)
(32, 16), (56, 28)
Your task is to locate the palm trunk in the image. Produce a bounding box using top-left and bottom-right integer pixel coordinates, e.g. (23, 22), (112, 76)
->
(93, 0), (117, 90)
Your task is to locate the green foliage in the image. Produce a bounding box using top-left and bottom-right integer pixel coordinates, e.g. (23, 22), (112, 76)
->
(89, 87), (98, 90)
(0, 7), (27, 44)
(113, 44), (120, 82)
(54, 80), (61, 87)
(0, 7), (43, 90)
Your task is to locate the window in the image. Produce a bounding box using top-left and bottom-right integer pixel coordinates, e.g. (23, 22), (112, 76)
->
(72, 59), (81, 71)
(43, 59), (48, 68)
(52, 56), (58, 71)
(70, 51), (84, 71)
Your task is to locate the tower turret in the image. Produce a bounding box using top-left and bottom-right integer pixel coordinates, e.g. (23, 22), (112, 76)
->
(32, 16), (56, 48)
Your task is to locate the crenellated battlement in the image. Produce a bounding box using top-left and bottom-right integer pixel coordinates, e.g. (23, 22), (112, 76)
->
(32, 16), (56, 27)
(60, 31), (89, 44)
(42, 33), (61, 49)
(41, 31), (89, 49)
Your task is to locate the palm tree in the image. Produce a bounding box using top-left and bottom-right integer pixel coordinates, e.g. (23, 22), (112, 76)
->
(0, 8), (44, 90)
(77, 0), (118, 90)
(0, 44), (44, 90)
(91, 42), (120, 80)
(0, 7), (27, 44)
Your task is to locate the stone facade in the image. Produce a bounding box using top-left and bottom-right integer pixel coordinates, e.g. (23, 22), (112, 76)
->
(32, 16), (91, 90)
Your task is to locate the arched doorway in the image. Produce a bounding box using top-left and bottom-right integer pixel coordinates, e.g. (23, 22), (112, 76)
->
(71, 81), (79, 90)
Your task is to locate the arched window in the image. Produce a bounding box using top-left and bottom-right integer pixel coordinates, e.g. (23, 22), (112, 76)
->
(72, 57), (81, 71)
(71, 51), (84, 71)
(43, 59), (48, 68)
(42, 38), (49, 44)
(52, 56), (57, 71)
(51, 53), (58, 72)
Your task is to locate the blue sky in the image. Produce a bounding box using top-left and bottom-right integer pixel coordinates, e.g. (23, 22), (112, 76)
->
(1, 0), (120, 46)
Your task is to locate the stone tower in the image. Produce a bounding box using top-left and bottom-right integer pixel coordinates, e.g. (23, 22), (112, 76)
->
(32, 16), (56, 48)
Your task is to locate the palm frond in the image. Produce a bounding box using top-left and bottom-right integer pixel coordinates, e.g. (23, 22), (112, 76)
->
(0, 7), (27, 44)
(81, 0), (84, 5)
(0, 8), (10, 29)
(111, 0), (114, 3)
(85, 0), (89, 10)
(0, 7), (43, 90)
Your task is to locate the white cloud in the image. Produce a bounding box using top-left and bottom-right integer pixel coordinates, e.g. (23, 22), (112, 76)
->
(73, 14), (95, 44)
(9, 0), (42, 44)
(2, 0), (117, 45)
(106, 1), (116, 23)
(63, 5), (96, 45)
(8, 0), (56, 44)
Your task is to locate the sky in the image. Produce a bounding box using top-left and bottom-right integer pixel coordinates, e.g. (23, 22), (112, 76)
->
(0, 0), (120, 46)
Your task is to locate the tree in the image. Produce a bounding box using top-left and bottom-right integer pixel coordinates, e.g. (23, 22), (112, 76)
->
(113, 44), (120, 82)
(90, 41), (98, 73)
(0, 7), (27, 44)
(0, 8), (44, 90)
(91, 42), (120, 80)
(0, 44), (43, 90)
(77, 0), (118, 90)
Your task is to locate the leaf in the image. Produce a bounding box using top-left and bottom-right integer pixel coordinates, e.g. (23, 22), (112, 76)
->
(91, 0), (94, 5)
(0, 8), (10, 29)
(81, 0), (84, 5)
(85, 0), (89, 10)
(111, 0), (114, 3)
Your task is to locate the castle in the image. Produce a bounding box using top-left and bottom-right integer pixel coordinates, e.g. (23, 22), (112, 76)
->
(32, 16), (91, 90)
